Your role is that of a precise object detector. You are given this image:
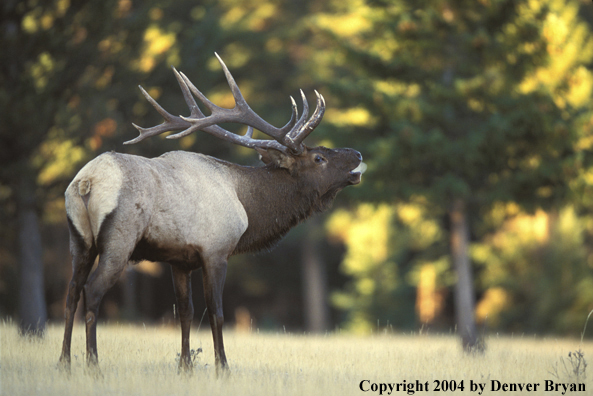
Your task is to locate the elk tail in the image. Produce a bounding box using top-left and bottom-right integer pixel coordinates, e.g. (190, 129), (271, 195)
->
(65, 153), (124, 249)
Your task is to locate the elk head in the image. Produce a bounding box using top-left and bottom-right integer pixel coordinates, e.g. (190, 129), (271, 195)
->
(257, 146), (362, 208)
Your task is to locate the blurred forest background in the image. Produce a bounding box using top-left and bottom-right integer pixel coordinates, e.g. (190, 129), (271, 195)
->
(2, 0), (593, 342)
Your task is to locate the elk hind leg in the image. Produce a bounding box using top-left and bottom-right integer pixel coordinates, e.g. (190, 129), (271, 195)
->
(171, 266), (194, 372)
(59, 221), (97, 370)
(82, 252), (128, 368)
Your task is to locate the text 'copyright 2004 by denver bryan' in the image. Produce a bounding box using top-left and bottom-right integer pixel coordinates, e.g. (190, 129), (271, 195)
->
(359, 379), (586, 395)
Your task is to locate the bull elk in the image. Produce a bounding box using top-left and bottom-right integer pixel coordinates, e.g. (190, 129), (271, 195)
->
(59, 54), (363, 373)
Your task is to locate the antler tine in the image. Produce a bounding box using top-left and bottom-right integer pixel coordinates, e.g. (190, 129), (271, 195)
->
(215, 52), (298, 136)
(214, 52), (249, 111)
(176, 70), (220, 115)
(279, 96), (299, 134)
(163, 68), (223, 141)
(291, 90), (326, 147)
(124, 85), (192, 145)
(288, 90), (310, 141)
(172, 67), (205, 119)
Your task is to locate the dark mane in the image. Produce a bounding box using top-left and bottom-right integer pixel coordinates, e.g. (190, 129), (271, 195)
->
(232, 164), (327, 254)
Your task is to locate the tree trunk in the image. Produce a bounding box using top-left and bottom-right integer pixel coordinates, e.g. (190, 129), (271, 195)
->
(17, 176), (47, 336)
(301, 220), (330, 333)
(449, 199), (481, 352)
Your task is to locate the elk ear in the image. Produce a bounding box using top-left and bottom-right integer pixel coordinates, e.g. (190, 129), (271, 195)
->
(256, 148), (295, 170)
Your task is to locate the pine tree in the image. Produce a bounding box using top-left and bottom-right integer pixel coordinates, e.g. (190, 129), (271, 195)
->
(306, 0), (593, 349)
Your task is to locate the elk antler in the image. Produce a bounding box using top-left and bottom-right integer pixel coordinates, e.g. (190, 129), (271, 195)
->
(125, 53), (325, 154)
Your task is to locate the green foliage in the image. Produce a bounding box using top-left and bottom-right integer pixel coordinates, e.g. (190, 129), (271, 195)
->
(473, 207), (593, 335)
(303, 0), (593, 333)
(1, 0), (593, 337)
(306, 0), (593, 208)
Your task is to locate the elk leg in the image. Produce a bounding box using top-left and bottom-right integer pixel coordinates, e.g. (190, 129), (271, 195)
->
(202, 258), (228, 374)
(59, 243), (97, 369)
(171, 266), (194, 371)
(82, 256), (127, 367)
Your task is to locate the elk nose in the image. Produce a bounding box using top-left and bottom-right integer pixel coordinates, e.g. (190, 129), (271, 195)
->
(354, 150), (363, 162)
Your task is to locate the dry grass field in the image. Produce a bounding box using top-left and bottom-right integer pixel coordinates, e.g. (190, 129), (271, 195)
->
(1, 320), (591, 396)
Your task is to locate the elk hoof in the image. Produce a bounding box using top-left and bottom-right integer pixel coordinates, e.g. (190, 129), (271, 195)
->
(177, 359), (193, 375)
(85, 356), (103, 378)
(57, 356), (71, 374)
(215, 363), (230, 379)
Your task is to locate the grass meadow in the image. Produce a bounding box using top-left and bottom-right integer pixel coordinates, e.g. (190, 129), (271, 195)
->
(1, 320), (591, 396)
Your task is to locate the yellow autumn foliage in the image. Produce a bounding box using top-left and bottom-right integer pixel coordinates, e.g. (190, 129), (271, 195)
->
(519, 0), (593, 108)
(327, 204), (394, 276)
(136, 25), (179, 73)
(36, 129), (87, 187)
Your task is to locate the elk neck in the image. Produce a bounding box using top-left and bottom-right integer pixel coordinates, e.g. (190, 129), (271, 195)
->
(230, 163), (323, 255)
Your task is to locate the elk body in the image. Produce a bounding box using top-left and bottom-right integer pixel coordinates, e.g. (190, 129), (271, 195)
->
(59, 54), (362, 373)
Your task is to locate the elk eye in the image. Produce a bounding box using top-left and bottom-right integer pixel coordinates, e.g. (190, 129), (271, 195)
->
(314, 155), (325, 164)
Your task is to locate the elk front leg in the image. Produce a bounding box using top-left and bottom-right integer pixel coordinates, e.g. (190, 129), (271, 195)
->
(59, 242), (96, 370)
(202, 258), (228, 374)
(171, 266), (194, 371)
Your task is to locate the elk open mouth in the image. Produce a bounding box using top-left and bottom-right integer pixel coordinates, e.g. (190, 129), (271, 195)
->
(349, 162), (366, 185)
